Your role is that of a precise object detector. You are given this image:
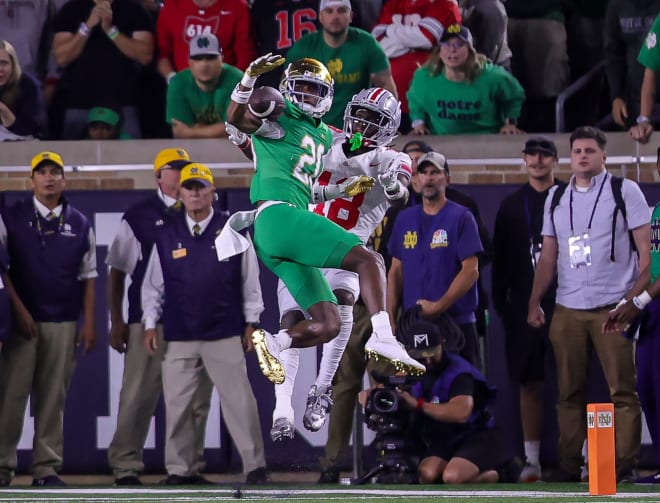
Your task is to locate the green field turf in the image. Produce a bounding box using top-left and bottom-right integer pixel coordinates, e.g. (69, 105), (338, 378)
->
(1, 484), (659, 503)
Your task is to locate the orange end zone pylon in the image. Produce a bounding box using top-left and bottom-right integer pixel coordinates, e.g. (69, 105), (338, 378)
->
(587, 403), (616, 495)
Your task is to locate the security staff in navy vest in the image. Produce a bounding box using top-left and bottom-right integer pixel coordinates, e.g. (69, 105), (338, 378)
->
(106, 148), (213, 486)
(0, 151), (97, 487)
(141, 163), (269, 485)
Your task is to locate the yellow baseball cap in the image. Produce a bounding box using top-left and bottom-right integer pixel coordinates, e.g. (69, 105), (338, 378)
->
(180, 163), (214, 187)
(153, 148), (190, 172)
(31, 151), (64, 172)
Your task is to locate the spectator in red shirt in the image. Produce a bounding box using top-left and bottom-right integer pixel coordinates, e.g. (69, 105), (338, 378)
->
(372, 0), (461, 132)
(157, 0), (256, 83)
(249, 0), (318, 88)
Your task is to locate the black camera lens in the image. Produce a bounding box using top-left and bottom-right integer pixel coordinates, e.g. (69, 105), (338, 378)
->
(371, 388), (399, 414)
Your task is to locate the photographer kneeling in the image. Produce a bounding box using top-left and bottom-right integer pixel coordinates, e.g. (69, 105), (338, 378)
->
(365, 314), (520, 485)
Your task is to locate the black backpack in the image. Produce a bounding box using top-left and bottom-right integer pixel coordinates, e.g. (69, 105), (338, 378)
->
(549, 175), (634, 261)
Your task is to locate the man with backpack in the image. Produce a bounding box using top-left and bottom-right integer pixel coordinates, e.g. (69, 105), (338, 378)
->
(527, 126), (650, 482)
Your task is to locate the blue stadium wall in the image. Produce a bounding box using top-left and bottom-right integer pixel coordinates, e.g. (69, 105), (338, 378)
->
(2, 185), (658, 475)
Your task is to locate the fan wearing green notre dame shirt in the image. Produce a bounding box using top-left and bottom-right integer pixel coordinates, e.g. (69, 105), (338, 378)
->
(285, 28), (391, 128)
(407, 25), (524, 135)
(166, 33), (243, 139)
(407, 61), (524, 134)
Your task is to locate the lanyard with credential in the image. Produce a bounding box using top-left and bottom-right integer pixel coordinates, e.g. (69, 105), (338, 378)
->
(569, 174), (608, 234)
(34, 209), (65, 248)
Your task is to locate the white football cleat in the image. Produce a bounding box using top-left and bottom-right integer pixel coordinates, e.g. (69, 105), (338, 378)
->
(364, 334), (425, 375)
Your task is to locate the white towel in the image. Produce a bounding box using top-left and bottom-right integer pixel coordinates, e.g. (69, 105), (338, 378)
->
(215, 210), (257, 261)
(215, 202), (291, 261)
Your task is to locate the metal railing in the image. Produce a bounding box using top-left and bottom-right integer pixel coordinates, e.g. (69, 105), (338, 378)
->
(555, 60), (606, 133)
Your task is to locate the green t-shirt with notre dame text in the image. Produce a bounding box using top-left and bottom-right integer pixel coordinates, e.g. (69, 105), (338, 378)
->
(166, 64), (242, 126)
(285, 28), (390, 128)
(249, 100), (333, 209)
(638, 13), (660, 71)
(407, 62), (525, 134)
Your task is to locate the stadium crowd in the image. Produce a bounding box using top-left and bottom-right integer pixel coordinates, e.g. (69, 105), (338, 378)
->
(2, 0), (659, 139)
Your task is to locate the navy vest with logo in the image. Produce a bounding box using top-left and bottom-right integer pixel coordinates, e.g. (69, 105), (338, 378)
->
(3, 197), (92, 322)
(413, 352), (495, 429)
(155, 211), (245, 341)
(122, 194), (174, 324)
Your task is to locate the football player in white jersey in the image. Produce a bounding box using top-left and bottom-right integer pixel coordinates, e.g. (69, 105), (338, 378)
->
(270, 88), (413, 441)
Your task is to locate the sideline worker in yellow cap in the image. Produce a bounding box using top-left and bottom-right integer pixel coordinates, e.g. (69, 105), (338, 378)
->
(0, 150), (97, 486)
(142, 162), (270, 485)
(105, 148), (213, 486)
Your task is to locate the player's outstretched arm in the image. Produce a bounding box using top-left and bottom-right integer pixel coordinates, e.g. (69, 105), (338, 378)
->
(227, 53), (285, 134)
(311, 175), (376, 203)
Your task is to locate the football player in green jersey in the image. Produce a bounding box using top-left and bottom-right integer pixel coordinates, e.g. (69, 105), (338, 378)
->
(226, 54), (425, 384)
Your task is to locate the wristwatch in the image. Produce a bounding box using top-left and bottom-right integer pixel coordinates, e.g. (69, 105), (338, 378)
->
(636, 115), (651, 124)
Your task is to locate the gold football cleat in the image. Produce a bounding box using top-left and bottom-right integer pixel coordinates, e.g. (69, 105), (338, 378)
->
(364, 336), (426, 376)
(251, 329), (285, 384)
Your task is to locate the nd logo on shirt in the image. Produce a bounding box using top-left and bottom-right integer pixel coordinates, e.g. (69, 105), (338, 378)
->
(403, 231), (417, 249)
(327, 58), (361, 85)
(403, 229), (449, 249)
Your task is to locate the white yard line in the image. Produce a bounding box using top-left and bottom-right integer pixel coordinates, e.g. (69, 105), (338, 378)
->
(0, 488), (655, 499)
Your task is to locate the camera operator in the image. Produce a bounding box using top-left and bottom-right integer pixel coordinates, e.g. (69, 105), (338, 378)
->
(372, 316), (521, 484)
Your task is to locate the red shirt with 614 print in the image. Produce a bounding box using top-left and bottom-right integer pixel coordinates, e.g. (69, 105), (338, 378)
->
(157, 0), (257, 71)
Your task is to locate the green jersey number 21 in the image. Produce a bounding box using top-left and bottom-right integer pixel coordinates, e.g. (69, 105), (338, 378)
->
(293, 135), (325, 190)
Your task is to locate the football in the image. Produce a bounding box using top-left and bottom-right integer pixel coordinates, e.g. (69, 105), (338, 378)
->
(248, 86), (286, 119)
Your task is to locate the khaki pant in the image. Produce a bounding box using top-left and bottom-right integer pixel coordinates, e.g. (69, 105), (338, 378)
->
(550, 304), (641, 476)
(321, 303), (394, 470)
(162, 337), (265, 476)
(108, 324), (213, 479)
(0, 322), (77, 481)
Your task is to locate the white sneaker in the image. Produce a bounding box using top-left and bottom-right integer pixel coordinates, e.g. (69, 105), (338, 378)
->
(519, 462), (541, 483)
(270, 417), (294, 442)
(364, 334), (425, 375)
(252, 329), (285, 384)
(303, 385), (333, 432)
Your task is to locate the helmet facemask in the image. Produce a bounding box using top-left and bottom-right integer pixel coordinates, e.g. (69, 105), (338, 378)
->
(343, 88), (401, 148)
